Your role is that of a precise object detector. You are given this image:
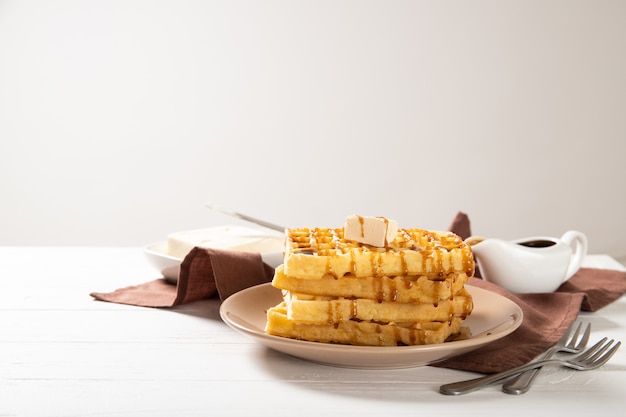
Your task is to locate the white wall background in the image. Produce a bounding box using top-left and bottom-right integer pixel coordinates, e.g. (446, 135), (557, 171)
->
(1, 0), (625, 262)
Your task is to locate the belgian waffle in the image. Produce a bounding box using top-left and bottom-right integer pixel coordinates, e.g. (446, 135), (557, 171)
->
(266, 303), (466, 346)
(283, 288), (473, 324)
(272, 265), (471, 304)
(283, 227), (475, 279)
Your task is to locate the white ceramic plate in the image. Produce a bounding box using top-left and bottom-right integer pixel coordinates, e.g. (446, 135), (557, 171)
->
(144, 241), (283, 283)
(220, 283), (523, 369)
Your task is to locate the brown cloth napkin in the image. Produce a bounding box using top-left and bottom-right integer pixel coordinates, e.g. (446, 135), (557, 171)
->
(90, 247), (274, 307)
(91, 212), (626, 374)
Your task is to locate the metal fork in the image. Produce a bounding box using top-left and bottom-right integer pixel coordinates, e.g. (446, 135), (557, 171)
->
(502, 321), (591, 395)
(440, 337), (621, 395)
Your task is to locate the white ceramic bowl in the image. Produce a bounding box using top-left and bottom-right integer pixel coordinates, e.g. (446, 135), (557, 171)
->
(144, 241), (283, 283)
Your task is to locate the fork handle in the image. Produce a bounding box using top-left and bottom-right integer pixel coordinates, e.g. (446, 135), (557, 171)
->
(501, 367), (541, 395)
(439, 359), (558, 395)
(501, 346), (558, 395)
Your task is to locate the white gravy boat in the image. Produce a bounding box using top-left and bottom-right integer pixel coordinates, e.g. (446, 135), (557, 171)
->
(468, 231), (588, 294)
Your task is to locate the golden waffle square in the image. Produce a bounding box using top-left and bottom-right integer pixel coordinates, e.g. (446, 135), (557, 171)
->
(283, 227), (475, 279)
(266, 302), (466, 346)
(272, 265), (471, 304)
(282, 288), (473, 325)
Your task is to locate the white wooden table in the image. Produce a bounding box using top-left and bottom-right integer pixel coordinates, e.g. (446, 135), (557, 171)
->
(1, 247), (624, 417)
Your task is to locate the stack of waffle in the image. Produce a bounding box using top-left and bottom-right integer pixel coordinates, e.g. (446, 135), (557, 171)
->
(265, 221), (475, 346)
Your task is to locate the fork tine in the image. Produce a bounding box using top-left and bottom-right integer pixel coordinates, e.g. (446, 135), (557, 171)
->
(575, 337), (608, 361)
(555, 322), (576, 347)
(565, 322), (583, 349)
(576, 323), (592, 350)
(585, 339), (615, 363)
(586, 341), (621, 368)
(603, 342), (622, 361)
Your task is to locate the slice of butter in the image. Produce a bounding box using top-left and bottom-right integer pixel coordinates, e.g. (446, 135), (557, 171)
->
(166, 225), (284, 259)
(344, 215), (399, 247)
